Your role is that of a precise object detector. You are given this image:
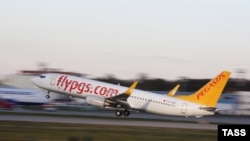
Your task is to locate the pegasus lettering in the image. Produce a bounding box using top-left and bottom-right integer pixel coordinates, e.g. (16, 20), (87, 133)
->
(196, 72), (226, 100)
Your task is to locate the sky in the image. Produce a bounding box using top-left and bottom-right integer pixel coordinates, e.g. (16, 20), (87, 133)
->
(0, 0), (250, 80)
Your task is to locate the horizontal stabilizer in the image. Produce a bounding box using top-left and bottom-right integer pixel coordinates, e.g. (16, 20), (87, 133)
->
(199, 107), (217, 112)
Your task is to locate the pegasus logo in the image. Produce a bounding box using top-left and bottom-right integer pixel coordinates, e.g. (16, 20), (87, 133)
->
(196, 72), (226, 100)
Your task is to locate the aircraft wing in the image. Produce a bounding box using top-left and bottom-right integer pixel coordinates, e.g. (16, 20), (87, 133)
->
(105, 81), (138, 108)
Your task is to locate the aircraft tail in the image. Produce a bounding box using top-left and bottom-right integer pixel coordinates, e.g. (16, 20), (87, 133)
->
(175, 71), (231, 107)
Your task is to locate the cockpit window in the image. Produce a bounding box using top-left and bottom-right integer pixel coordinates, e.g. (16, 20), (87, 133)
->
(40, 75), (46, 78)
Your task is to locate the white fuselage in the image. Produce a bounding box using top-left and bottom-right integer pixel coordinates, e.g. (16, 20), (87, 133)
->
(31, 73), (214, 116)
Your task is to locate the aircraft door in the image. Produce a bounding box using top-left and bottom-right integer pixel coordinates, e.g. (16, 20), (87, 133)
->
(181, 103), (187, 114)
(50, 74), (58, 86)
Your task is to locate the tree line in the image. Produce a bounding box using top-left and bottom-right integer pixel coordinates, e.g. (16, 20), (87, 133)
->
(94, 75), (250, 93)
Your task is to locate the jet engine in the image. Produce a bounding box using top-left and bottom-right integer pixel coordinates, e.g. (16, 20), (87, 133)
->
(85, 95), (108, 108)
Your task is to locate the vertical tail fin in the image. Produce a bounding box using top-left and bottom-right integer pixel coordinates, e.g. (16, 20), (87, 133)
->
(175, 71), (231, 107)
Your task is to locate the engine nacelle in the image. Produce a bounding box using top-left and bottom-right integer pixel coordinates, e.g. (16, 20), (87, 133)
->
(85, 95), (106, 108)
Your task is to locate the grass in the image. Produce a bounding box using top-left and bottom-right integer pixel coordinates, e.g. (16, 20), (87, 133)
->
(0, 121), (217, 141)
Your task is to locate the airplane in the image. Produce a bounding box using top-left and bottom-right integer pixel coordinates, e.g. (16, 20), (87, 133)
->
(0, 87), (50, 107)
(31, 70), (231, 117)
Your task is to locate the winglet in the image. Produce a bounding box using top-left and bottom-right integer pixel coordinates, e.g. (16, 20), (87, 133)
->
(167, 84), (180, 96)
(124, 81), (138, 96)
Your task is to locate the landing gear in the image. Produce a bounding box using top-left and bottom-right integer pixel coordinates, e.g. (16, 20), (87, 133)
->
(115, 109), (130, 117)
(46, 91), (50, 99)
(123, 110), (130, 116)
(46, 95), (50, 99)
(115, 110), (123, 116)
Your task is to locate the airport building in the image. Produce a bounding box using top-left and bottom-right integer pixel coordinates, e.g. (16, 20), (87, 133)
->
(218, 91), (250, 115)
